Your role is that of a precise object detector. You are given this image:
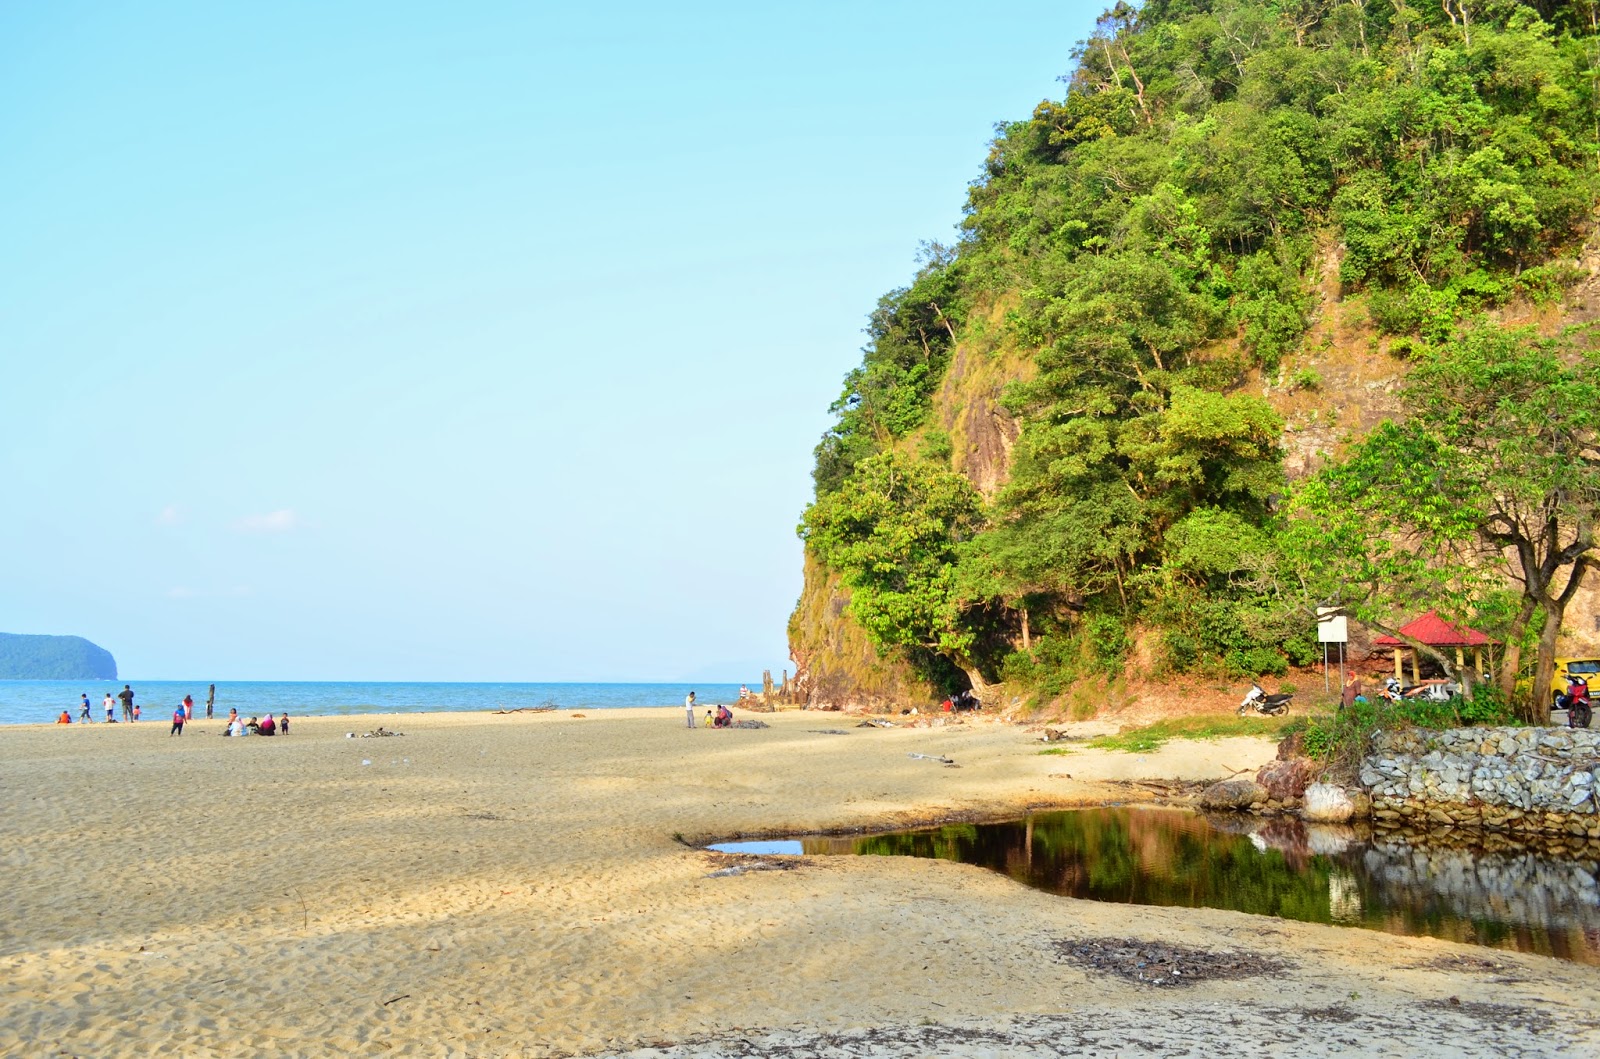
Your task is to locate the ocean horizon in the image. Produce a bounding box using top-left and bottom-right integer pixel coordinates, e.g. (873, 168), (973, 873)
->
(0, 680), (751, 727)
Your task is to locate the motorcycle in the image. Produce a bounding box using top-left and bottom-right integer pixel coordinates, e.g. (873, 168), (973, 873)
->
(1238, 682), (1292, 716)
(1555, 677), (1592, 729)
(1383, 676), (1462, 704)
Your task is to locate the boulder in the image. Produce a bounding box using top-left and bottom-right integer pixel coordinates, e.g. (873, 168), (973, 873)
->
(1200, 779), (1268, 811)
(1256, 758), (1311, 801)
(1303, 782), (1355, 823)
(1276, 730), (1306, 761)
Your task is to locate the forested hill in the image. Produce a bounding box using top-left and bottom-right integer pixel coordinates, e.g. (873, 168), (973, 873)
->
(790, 0), (1600, 712)
(0, 633), (118, 680)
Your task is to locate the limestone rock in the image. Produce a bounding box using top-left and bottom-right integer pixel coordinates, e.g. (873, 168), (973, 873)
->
(1257, 758), (1311, 801)
(1303, 783), (1356, 823)
(1200, 779), (1268, 811)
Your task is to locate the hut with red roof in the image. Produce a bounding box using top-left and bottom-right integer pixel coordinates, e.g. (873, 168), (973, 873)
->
(1371, 610), (1494, 683)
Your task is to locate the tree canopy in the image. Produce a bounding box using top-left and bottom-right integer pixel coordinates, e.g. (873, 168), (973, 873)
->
(799, 0), (1600, 701)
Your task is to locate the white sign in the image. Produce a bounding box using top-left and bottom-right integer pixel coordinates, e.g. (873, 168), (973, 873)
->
(1317, 607), (1348, 644)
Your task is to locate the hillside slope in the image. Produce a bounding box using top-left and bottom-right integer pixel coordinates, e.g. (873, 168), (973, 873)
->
(790, 1), (1600, 711)
(0, 633), (118, 681)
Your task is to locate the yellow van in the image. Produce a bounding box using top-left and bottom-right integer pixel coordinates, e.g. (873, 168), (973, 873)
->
(1551, 658), (1600, 701)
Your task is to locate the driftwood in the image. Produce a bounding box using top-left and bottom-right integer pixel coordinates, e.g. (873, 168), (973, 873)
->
(492, 705), (557, 714)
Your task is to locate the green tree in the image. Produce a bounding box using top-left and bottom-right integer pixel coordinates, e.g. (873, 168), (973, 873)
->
(1286, 323), (1600, 722)
(801, 452), (986, 685)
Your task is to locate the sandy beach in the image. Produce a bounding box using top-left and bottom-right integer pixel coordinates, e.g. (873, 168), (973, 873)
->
(4, 707), (1598, 1058)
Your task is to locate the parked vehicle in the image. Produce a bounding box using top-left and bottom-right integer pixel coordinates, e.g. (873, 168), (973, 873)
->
(1550, 658), (1600, 708)
(1238, 682), (1292, 716)
(1382, 676), (1461, 704)
(1555, 675), (1592, 729)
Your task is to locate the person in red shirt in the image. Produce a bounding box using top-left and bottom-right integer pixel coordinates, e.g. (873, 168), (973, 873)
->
(182, 694), (194, 721)
(171, 705), (186, 736)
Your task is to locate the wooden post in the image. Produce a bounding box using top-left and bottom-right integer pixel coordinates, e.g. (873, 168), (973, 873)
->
(1411, 650), (1420, 684)
(1455, 646), (1465, 674)
(762, 669), (775, 705)
(1474, 647), (1483, 676)
(1394, 648), (1403, 679)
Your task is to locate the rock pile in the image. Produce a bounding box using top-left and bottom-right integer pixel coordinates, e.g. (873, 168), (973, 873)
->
(1362, 727), (1600, 837)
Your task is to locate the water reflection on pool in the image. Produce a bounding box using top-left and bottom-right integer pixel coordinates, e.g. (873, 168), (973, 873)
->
(799, 808), (1600, 964)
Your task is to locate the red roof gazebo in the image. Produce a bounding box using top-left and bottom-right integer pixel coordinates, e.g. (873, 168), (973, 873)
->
(1372, 610), (1495, 682)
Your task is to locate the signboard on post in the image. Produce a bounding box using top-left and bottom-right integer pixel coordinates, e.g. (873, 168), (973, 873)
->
(1317, 607), (1348, 694)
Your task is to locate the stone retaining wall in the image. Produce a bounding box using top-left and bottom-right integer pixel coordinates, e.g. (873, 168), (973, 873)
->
(1361, 727), (1600, 837)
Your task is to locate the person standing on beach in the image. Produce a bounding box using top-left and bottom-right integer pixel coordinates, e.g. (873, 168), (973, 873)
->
(79, 694), (92, 723)
(206, 684), (215, 719)
(685, 691), (697, 729)
(182, 694), (194, 722)
(103, 692), (115, 722)
(118, 684), (134, 722)
(170, 704), (186, 736)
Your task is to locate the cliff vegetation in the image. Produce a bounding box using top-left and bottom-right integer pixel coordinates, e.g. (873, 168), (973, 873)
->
(0, 633), (118, 681)
(791, 0), (1600, 720)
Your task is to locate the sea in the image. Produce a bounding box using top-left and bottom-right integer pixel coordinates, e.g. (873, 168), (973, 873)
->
(0, 680), (747, 727)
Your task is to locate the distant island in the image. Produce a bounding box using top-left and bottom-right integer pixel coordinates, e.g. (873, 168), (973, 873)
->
(0, 633), (117, 680)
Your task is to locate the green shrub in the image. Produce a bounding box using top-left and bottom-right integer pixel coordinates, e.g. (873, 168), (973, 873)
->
(1162, 631), (1199, 673)
(1225, 646), (1287, 677)
(1289, 367), (1321, 391)
(1456, 684), (1517, 726)
(1087, 615), (1129, 675)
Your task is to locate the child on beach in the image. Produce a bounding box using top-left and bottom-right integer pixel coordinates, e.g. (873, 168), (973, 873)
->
(279, 710), (289, 735)
(170, 705), (185, 736)
(79, 694), (92, 723)
(57, 710), (71, 724)
(132, 703), (140, 721)
(103, 693), (115, 722)
(703, 709), (713, 727)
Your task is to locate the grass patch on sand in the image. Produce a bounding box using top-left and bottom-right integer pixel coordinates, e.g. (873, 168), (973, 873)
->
(1047, 715), (1294, 755)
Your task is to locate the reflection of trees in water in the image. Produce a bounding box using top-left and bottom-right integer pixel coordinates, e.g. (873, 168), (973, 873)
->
(830, 808), (1600, 964)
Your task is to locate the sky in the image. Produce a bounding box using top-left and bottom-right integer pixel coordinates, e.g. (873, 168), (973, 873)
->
(1, 1), (1102, 682)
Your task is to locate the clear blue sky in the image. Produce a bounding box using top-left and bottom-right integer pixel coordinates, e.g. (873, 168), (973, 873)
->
(1, 1), (1100, 681)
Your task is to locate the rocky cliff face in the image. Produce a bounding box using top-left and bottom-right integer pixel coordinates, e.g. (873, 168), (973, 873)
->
(787, 551), (936, 710)
(789, 331), (1031, 709)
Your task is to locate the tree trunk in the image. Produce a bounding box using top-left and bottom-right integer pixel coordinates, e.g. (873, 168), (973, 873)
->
(1530, 610), (1560, 727)
(1498, 598), (1537, 702)
(1020, 604), (1031, 651)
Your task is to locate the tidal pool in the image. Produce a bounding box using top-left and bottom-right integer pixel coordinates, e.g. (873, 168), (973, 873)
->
(764, 808), (1600, 964)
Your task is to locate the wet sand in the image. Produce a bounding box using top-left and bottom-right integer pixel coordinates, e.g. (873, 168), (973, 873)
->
(3, 708), (1597, 1057)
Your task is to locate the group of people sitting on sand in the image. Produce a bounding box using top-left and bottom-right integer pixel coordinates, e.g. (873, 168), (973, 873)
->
(223, 708), (288, 737)
(941, 690), (981, 712)
(703, 704), (735, 728)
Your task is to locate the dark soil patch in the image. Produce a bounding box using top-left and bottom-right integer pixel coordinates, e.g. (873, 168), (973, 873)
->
(1052, 936), (1292, 987)
(1417, 998), (1554, 1035)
